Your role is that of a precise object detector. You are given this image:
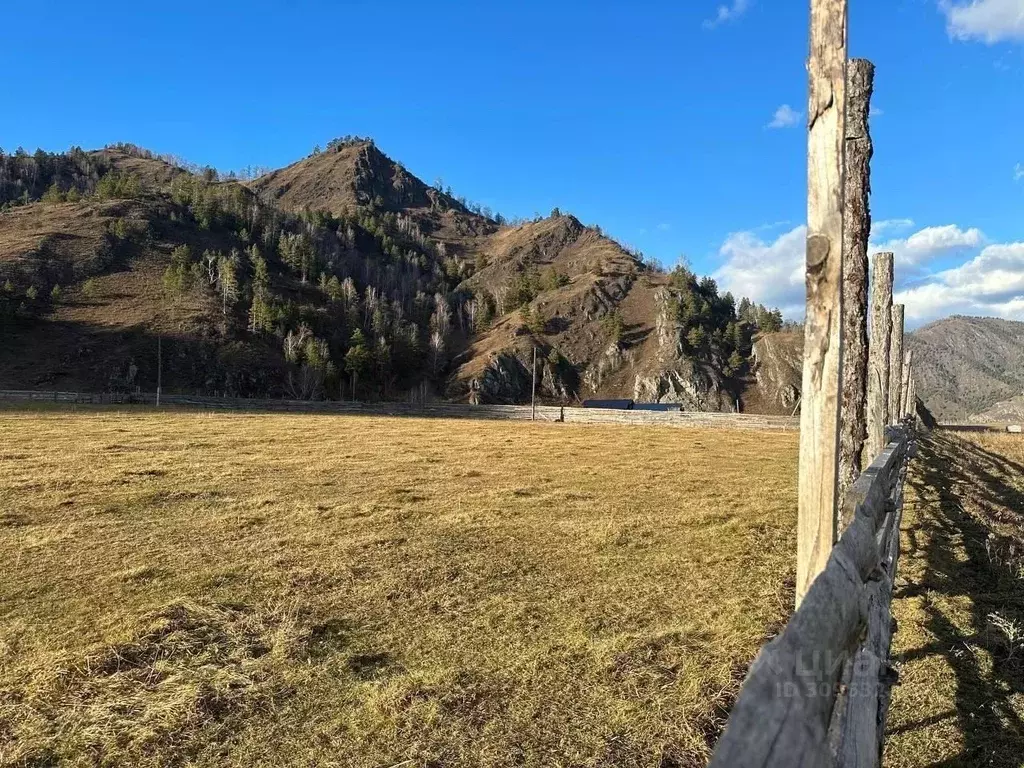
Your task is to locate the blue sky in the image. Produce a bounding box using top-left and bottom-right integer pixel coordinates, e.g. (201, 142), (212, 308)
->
(2, 0), (1022, 325)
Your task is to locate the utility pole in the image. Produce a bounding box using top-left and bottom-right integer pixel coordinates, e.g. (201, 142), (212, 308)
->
(156, 335), (162, 407)
(531, 346), (537, 421)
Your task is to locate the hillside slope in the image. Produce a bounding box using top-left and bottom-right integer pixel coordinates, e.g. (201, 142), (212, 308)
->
(1, 145), (472, 398)
(250, 139), (497, 263)
(251, 139), (789, 409)
(1, 140), (792, 410)
(907, 316), (1024, 422)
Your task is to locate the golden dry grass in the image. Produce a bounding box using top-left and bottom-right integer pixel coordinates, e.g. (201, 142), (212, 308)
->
(0, 406), (797, 768)
(886, 431), (1024, 767)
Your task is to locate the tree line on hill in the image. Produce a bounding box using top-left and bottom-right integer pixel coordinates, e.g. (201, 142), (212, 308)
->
(1, 144), (789, 401)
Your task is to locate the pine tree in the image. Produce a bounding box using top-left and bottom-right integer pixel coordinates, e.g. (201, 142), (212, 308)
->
(345, 329), (371, 399)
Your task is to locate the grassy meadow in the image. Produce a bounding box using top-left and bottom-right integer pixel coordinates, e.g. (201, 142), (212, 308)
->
(0, 406), (798, 767)
(887, 431), (1024, 768)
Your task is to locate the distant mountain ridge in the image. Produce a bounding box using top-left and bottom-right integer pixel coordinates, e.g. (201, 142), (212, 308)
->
(907, 316), (1024, 423)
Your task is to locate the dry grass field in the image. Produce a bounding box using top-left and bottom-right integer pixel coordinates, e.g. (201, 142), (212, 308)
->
(887, 431), (1024, 768)
(0, 406), (798, 768)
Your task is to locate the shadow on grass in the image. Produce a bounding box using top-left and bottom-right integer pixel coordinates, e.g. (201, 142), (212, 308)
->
(896, 432), (1024, 767)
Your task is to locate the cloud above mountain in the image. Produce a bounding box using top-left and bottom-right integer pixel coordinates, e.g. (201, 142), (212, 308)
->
(897, 242), (1024, 323)
(712, 225), (807, 318)
(712, 220), (1024, 327)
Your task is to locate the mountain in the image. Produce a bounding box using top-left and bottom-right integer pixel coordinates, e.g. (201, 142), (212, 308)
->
(907, 316), (1024, 423)
(0, 140), (791, 410)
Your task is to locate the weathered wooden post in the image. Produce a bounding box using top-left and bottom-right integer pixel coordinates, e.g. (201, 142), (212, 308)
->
(797, 0), (848, 605)
(907, 369), (917, 423)
(865, 252), (893, 460)
(838, 58), (875, 513)
(900, 350), (913, 419)
(888, 304), (905, 425)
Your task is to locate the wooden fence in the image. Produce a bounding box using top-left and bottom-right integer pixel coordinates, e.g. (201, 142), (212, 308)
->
(0, 390), (799, 431)
(709, 422), (914, 767)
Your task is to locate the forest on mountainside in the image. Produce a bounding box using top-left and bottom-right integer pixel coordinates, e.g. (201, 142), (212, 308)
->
(0, 142), (788, 404)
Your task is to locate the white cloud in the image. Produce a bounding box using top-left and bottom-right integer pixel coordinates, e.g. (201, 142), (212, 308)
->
(704, 0), (751, 29)
(712, 218), (1024, 327)
(1015, 162), (1024, 181)
(767, 104), (801, 129)
(712, 225), (807, 317)
(657, 222), (672, 232)
(871, 224), (984, 269)
(871, 218), (915, 238)
(897, 242), (1024, 324)
(870, 105), (884, 118)
(942, 0), (1024, 43)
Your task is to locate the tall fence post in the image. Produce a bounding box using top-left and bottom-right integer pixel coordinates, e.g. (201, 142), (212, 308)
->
(907, 368), (917, 422)
(888, 304), (905, 425)
(865, 252), (893, 461)
(797, 0), (848, 606)
(838, 58), (875, 514)
(900, 350), (913, 419)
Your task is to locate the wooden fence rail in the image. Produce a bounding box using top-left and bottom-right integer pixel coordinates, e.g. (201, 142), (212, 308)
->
(709, 423), (914, 768)
(0, 390), (800, 431)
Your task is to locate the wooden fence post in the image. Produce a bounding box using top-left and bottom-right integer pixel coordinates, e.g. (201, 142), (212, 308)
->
(865, 252), (893, 461)
(900, 350), (913, 419)
(888, 304), (905, 425)
(797, 0), (848, 606)
(838, 58), (875, 513)
(907, 369), (917, 423)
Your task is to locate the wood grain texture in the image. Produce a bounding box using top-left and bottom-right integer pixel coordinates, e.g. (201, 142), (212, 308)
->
(709, 427), (910, 768)
(907, 371), (917, 424)
(900, 351), (913, 419)
(797, 0), (849, 605)
(838, 58), (876, 518)
(865, 253), (893, 461)
(888, 305), (905, 425)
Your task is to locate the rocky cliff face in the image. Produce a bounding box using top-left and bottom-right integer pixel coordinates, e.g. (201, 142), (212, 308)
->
(745, 330), (803, 414)
(627, 288), (728, 408)
(463, 338), (577, 405)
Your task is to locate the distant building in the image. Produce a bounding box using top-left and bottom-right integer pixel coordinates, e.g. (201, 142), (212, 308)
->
(582, 399), (635, 410)
(581, 399), (682, 412)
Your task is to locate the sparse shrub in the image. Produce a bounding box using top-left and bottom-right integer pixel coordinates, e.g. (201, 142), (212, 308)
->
(95, 171), (140, 200)
(41, 182), (65, 203)
(50, 284), (62, 302)
(108, 218), (130, 240)
(25, 285), (38, 301)
(82, 278), (98, 299)
(522, 305), (545, 335)
(726, 350), (744, 376)
(541, 268), (569, 292)
(601, 311), (624, 344)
